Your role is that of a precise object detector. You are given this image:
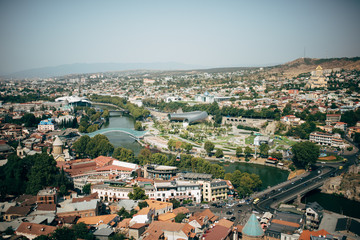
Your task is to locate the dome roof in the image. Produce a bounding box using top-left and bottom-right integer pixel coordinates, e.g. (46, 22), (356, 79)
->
(53, 136), (63, 146)
(242, 214), (264, 237)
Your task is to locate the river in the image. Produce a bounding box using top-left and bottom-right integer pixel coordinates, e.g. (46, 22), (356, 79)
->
(215, 161), (289, 190)
(301, 189), (360, 219)
(93, 104), (143, 155)
(94, 104), (289, 188)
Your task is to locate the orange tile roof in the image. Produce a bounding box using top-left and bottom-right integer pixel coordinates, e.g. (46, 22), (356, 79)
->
(158, 212), (176, 222)
(143, 221), (194, 240)
(299, 229), (330, 240)
(173, 207), (190, 215)
(145, 200), (173, 210)
(194, 209), (218, 222)
(77, 214), (118, 225)
(135, 207), (151, 216)
(271, 219), (300, 228)
(93, 156), (115, 167)
(116, 218), (131, 229)
(217, 219), (234, 228)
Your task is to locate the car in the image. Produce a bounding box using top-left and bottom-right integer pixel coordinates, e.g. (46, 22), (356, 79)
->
(229, 216), (236, 221)
(236, 204), (242, 207)
(226, 211), (233, 215)
(238, 209), (242, 213)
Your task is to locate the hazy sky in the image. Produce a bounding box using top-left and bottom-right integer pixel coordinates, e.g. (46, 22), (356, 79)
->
(0, 0), (359, 74)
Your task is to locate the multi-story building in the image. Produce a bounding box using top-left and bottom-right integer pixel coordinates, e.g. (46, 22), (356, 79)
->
(57, 199), (100, 218)
(149, 180), (202, 203)
(202, 180), (229, 202)
(309, 132), (345, 148)
(305, 202), (323, 230)
(91, 182), (133, 202)
(37, 188), (57, 204)
(326, 114), (341, 126)
(37, 119), (54, 132)
(144, 164), (178, 180)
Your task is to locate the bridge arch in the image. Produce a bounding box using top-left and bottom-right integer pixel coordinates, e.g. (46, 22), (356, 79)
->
(83, 128), (147, 139)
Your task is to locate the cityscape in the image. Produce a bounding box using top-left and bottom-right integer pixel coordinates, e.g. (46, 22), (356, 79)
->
(0, 1), (360, 240)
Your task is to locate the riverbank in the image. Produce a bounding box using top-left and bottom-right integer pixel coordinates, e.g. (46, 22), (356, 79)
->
(320, 165), (360, 202)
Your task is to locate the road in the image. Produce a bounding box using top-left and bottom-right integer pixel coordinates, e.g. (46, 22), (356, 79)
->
(254, 146), (358, 214)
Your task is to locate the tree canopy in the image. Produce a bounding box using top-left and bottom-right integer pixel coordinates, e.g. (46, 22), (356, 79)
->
(128, 186), (148, 200)
(73, 134), (114, 158)
(204, 141), (215, 155)
(224, 170), (262, 197)
(291, 141), (319, 169)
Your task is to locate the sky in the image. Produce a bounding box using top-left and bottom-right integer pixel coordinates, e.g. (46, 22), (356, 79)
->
(0, 0), (360, 74)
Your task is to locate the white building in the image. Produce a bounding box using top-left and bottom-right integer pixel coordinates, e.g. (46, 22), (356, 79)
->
(37, 119), (54, 132)
(309, 132), (345, 148)
(148, 180), (201, 203)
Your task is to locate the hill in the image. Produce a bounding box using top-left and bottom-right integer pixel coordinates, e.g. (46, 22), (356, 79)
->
(268, 57), (360, 77)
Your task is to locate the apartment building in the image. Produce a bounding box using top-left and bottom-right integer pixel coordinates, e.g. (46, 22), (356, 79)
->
(202, 179), (229, 202)
(149, 180), (201, 203)
(309, 132), (345, 148)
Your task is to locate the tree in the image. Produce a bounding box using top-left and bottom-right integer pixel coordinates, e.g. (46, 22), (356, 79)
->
(236, 147), (242, 158)
(183, 143), (193, 153)
(109, 233), (126, 240)
(204, 141), (215, 156)
(113, 147), (135, 163)
(51, 227), (75, 240)
(26, 153), (59, 195)
(175, 213), (186, 223)
(72, 135), (90, 157)
(134, 121), (143, 131)
(244, 146), (253, 157)
(354, 132), (360, 144)
(138, 201), (149, 209)
(137, 148), (152, 165)
(215, 149), (224, 158)
(72, 222), (94, 240)
(259, 144), (270, 157)
(292, 141), (319, 169)
(82, 183), (91, 195)
(128, 186), (148, 200)
(224, 170), (262, 198)
(167, 139), (176, 151)
(170, 199), (180, 209)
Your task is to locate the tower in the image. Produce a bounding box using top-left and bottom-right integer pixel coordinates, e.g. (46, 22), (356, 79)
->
(242, 214), (264, 240)
(17, 141), (24, 158)
(52, 136), (64, 156)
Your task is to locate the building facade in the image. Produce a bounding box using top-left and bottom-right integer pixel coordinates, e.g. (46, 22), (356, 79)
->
(202, 180), (229, 202)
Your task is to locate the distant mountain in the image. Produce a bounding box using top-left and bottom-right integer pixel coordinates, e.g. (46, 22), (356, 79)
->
(268, 57), (360, 77)
(4, 62), (206, 79)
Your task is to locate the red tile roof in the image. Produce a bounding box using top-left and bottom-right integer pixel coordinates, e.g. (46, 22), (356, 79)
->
(203, 225), (231, 240)
(16, 222), (56, 237)
(299, 229), (330, 240)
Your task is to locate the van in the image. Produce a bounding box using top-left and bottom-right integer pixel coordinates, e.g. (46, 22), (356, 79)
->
(253, 198), (260, 204)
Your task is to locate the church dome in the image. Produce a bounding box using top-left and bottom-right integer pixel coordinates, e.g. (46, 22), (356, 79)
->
(242, 214), (264, 237)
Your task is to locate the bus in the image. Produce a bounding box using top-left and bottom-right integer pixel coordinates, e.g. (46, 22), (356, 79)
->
(253, 198), (260, 204)
(265, 157), (278, 164)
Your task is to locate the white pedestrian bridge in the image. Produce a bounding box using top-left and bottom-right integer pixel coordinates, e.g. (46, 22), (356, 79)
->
(83, 128), (147, 139)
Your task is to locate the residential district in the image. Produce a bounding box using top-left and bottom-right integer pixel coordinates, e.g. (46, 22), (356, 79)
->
(0, 62), (360, 240)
